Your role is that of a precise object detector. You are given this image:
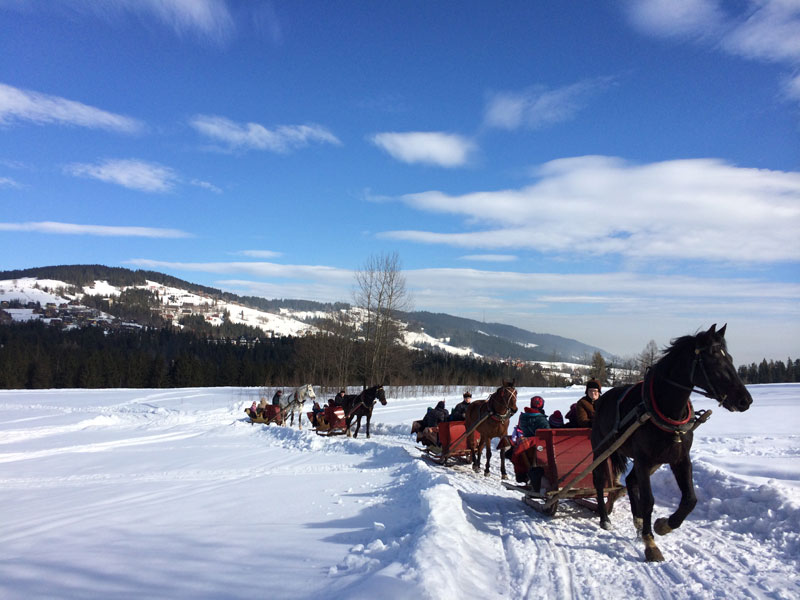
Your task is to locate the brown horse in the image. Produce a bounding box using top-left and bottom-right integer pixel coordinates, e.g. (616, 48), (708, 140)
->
(465, 381), (518, 478)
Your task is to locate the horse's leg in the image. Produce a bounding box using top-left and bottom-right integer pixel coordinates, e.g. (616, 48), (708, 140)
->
(630, 461), (663, 562)
(500, 439), (508, 480)
(625, 464), (643, 537)
(593, 459), (612, 530)
(365, 412), (371, 439)
(484, 442), (492, 477)
(346, 415), (352, 437)
(353, 415), (362, 438)
(472, 438), (483, 473)
(655, 457), (697, 536)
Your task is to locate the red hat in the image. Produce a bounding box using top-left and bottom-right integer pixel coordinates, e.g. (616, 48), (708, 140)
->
(549, 410), (564, 427)
(530, 396), (544, 410)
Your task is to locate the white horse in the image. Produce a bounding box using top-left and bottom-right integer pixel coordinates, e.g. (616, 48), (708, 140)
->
(280, 384), (316, 429)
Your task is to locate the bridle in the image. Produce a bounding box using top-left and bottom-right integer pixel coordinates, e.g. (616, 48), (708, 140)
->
(661, 342), (729, 406)
(488, 386), (517, 421)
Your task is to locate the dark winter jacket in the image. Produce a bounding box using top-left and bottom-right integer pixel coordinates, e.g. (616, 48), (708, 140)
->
(449, 400), (470, 422)
(421, 405), (449, 429)
(519, 411), (550, 437)
(272, 392), (283, 406)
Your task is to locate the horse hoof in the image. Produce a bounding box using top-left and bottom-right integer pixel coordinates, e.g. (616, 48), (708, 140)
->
(645, 546), (665, 562)
(484, 471), (490, 477)
(501, 474), (508, 480)
(654, 517), (673, 536)
(600, 520), (612, 531)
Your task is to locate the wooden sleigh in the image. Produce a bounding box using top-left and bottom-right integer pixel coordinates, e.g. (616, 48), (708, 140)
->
(306, 406), (348, 436)
(502, 428), (625, 516)
(419, 420), (482, 466)
(244, 405), (284, 425)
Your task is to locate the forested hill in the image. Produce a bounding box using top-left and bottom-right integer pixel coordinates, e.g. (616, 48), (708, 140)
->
(1, 264), (609, 362)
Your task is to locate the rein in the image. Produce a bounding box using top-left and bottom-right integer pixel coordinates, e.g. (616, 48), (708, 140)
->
(662, 344), (726, 405)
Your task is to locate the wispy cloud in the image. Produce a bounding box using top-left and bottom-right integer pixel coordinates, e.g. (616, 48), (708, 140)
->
(126, 259), (353, 284)
(380, 156), (800, 263)
(370, 132), (476, 167)
(0, 83), (143, 133)
(0, 221), (191, 238)
(623, 1), (800, 105)
(121, 256), (800, 360)
(190, 115), (341, 153)
(190, 179), (222, 194)
(459, 254), (518, 262)
(484, 77), (616, 130)
(235, 250), (283, 259)
(0, 176), (21, 188)
(65, 159), (179, 193)
(624, 0), (726, 39)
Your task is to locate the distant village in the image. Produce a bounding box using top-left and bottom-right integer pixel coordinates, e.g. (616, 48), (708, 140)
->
(0, 296), (268, 348)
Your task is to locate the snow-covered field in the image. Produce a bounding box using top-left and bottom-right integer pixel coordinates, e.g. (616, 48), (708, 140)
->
(1, 384), (797, 599)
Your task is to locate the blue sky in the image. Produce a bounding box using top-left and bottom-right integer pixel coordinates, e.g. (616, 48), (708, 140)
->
(1, 0), (799, 364)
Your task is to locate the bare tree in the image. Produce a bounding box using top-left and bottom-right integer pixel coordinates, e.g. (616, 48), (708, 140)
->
(639, 339), (661, 378)
(354, 251), (411, 385)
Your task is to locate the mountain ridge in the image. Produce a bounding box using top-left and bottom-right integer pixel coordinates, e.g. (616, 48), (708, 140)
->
(0, 264), (612, 363)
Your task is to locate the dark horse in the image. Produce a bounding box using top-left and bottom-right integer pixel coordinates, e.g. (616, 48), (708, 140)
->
(340, 385), (387, 439)
(591, 324), (752, 562)
(465, 380), (518, 479)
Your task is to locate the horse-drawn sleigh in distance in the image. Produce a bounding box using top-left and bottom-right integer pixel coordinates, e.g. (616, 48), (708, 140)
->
(245, 383), (316, 428)
(307, 385), (387, 437)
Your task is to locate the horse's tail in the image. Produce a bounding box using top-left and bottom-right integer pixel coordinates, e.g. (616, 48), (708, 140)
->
(609, 451), (628, 480)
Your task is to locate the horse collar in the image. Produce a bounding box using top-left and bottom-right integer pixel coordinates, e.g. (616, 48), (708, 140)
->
(643, 375), (695, 435)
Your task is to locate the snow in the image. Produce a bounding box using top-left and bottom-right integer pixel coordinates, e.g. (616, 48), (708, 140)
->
(0, 384), (798, 599)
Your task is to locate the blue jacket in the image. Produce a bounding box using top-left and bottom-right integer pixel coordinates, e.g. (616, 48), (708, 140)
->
(519, 411), (550, 437)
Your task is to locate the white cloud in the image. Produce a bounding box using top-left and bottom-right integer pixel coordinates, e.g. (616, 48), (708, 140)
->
(484, 77), (615, 130)
(624, 0), (725, 39)
(190, 179), (222, 193)
(0, 83), (143, 133)
(190, 115), (341, 153)
(722, 0), (800, 63)
(784, 72), (800, 100)
(65, 159), (178, 192)
(370, 131), (476, 167)
(120, 257), (800, 361)
(236, 250), (283, 259)
(0, 176), (21, 188)
(459, 254), (518, 262)
(126, 259), (354, 284)
(624, 1), (800, 64)
(379, 156), (800, 263)
(0, 221), (191, 238)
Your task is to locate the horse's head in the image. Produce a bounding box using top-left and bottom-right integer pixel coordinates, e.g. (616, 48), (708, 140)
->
(690, 324), (752, 412)
(489, 381), (517, 419)
(374, 385), (387, 406)
(304, 384), (316, 401)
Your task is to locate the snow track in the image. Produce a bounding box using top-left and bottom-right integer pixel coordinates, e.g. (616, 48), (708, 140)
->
(0, 386), (798, 600)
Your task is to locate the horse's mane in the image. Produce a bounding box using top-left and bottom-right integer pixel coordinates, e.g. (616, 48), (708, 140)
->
(654, 329), (728, 373)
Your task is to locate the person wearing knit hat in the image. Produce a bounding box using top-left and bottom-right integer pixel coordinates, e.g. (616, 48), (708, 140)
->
(517, 395), (549, 437)
(567, 380), (602, 427)
(548, 410), (564, 428)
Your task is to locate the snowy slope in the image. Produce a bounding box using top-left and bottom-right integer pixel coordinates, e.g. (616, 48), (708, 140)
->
(0, 384), (797, 599)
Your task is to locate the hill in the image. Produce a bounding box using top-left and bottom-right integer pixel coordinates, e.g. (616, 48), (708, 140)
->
(0, 264), (611, 363)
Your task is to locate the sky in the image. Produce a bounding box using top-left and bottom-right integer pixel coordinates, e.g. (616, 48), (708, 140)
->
(1, 0), (799, 365)
(1, 384), (798, 598)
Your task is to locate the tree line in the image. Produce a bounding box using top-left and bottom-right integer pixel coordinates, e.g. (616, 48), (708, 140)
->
(0, 320), (550, 390)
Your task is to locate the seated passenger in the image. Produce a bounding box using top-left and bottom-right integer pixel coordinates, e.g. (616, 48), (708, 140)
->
(548, 409), (565, 428)
(448, 391), (472, 421)
(246, 401), (258, 418)
(310, 401), (323, 426)
(566, 380), (601, 428)
(415, 401), (449, 446)
(518, 396), (550, 437)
